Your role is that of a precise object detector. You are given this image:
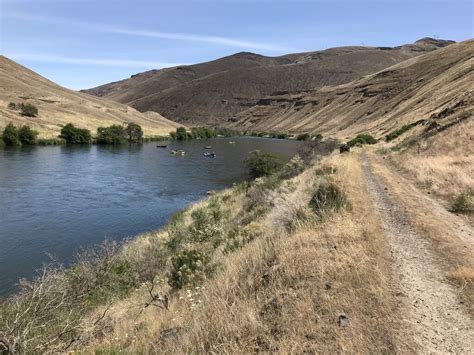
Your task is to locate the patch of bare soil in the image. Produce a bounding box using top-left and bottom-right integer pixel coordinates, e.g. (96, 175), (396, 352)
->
(361, 151), (474, 353)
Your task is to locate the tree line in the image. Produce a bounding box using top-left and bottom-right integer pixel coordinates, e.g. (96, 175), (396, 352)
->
(1, 122), (144, 146)
(170, 126), (242, 141)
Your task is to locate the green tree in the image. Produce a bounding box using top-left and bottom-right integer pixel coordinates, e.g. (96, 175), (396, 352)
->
(2, 123), (21, 146)
(18, 103), (39, 117)
(96, 125), (127, 144)
(175, 127), (188, 141)
(59, 123), (92, 144)
(126, 123), (143, 143)
(245, 150), (284, 179)
(18, 125), (38, 145)
(296, 133), (310, 141)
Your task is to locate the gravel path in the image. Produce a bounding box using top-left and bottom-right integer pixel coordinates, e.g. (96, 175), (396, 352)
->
(361, 151), (474, 353)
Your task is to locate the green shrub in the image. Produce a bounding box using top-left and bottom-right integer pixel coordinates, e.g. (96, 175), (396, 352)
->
(215, 127), (240, 137)
(385, 123), (417, 142)
(190, 127), (216, 139)
(168, 249), (213, 289)
(450, 191), (473, 214)
(96, 125), (127, 144)
(312, 133), (323, 141)
(18, 103), (39, 117)
(59, 123), (92, 144)
(175, 127), (188, 141)
(125, 123), (143, 143)
(296, 133), (310, 141)
(309, 181), (349, 215)
(142, 135), (170, 142)
(224, 224), (262, 253)
(37, 138), (66, 145)
(18, 125), (38, 145)
(245, 150), (284, 179)
(280, 154), (305, 179)
(2, 123), (21, 146)
(7, 102), (16, 110)
(189, 207), (225, 247)
(276, 132), (289, 139)
(348, 133), (377, 147)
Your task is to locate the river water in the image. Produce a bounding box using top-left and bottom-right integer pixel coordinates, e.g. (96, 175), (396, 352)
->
(0, 137), (303, 297)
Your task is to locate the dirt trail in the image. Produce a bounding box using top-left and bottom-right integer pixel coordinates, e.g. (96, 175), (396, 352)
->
(361, 151), (474, 353)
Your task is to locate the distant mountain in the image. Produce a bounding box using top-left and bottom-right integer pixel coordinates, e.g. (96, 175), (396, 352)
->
(233, 39), (473, 139)
(0, 56), (180, 138)
(83, 38), (454, 126)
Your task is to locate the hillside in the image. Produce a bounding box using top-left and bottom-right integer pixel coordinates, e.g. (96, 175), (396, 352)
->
(83, 38), (454, 125)
(234, 39), (473, 138)
(0, 56), (180, 138)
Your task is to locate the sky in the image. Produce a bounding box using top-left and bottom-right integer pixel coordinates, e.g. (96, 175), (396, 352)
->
(0, 0), (472, 90)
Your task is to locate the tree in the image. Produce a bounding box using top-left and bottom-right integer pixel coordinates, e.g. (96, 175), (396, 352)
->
(2, 123), (21, 146)
(126, 123), (143, 143)
(296, 133), (310, 141)
(59, 123), (92, 144)
(18, 125), (38, 145)
(96, 125), (127, 144)
(175, 127), (188, 141)
(245, 150), (284, 179)
(19, 103), (39, 117)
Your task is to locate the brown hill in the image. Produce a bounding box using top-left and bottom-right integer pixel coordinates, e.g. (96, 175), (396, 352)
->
(234, 39), (473, 139)
(83, 38), (454, 125)
(0, 56), (180, 138)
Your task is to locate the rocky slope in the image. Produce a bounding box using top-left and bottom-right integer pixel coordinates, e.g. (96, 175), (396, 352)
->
(0, 56), (180, 138)
(234, 39), (473, 139)
(83, 38), (454, 125)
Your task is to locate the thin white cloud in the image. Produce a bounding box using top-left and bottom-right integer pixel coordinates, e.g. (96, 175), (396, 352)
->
(4, 13), (290, 52)
(4, 53), (185, 68)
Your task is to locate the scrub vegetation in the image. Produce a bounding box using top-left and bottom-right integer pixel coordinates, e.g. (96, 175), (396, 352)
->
(0, 140), (348, 353)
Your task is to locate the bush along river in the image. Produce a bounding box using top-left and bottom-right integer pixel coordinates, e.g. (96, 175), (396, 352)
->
(0, 137), (303, 297)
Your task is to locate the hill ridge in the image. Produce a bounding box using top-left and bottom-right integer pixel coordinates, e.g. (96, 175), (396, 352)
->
(83, 38), (455, 125)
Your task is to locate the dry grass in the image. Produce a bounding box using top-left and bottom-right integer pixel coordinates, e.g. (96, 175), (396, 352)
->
(83, 153), (399, 353)
(0, 56), (180, 138)
(1, 150), (403, 353)
(394, 119), (474, 205)
(449, 266), (474, 315)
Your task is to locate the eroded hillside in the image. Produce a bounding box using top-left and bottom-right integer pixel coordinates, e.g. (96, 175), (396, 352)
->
(83, 38), (453, 125)
(234, 40), (473, 140)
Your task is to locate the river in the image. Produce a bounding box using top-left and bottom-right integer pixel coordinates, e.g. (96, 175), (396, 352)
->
(0, 137), (303, 297)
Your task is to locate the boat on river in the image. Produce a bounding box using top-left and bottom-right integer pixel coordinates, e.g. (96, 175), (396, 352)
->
(171, 149), (185, 156)
(203, 152), (216, 158)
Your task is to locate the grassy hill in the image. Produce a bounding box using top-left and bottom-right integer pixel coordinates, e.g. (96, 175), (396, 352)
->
(83, 38), (454, 125)
(234, 40), (472, 138)
(0, 56), (181, 139)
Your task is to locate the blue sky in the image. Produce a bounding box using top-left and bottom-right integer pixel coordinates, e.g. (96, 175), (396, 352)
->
(1, 0), (472, 90)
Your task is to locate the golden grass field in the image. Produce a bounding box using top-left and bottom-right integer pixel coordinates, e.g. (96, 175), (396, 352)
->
(0, 56), (181, 138)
